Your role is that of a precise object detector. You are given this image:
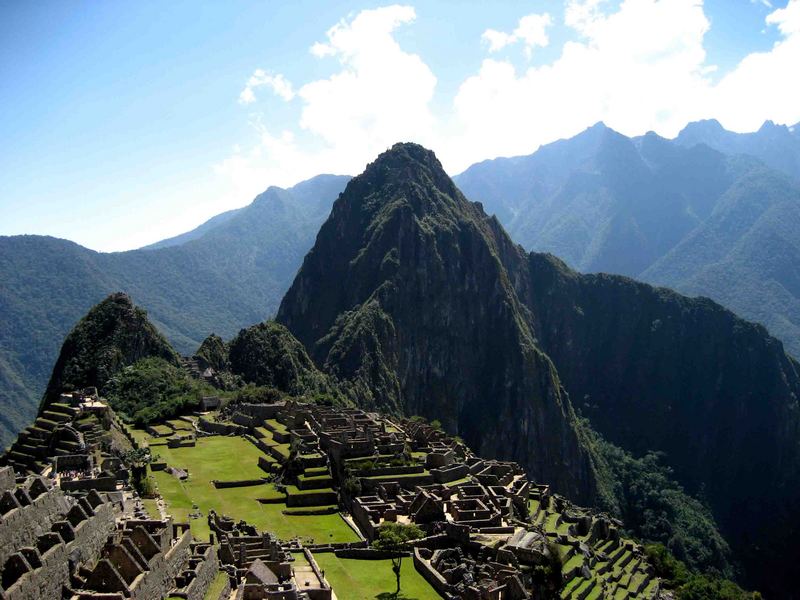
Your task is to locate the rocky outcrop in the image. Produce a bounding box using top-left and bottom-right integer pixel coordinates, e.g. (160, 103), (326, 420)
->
(278, 143), (599, 503)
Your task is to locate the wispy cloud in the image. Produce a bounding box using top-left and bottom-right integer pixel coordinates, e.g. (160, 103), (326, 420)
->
(482, 13), (553, 58)
(238, 70), (295, 104)
(218, 0), (800, 199)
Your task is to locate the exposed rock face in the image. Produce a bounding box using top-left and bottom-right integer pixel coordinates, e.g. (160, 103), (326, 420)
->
(278, 142), (800, 596)
(42, 292), (179, 406)
(278, 143), (598, 503)
(524, 253), (800, 595)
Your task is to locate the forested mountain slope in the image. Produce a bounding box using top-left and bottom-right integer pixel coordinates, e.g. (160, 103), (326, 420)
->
(0, 174), (349, 446)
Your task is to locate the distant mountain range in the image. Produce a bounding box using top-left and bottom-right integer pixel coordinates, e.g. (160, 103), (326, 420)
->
(3, 117), (799, 451)
(0, 174), (349, 445)
(455, 119), (800, 359)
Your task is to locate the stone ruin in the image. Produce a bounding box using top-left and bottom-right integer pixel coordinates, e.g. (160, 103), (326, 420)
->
(0, 461), (219, 600)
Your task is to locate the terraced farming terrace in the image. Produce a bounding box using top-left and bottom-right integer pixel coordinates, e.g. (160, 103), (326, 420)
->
(0, 387), (665, 599)
(125, 399), (665, 598)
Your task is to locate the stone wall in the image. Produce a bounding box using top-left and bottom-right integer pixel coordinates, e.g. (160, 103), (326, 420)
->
(70, 498), (117, 564)
(0, 479), (72, 566)
(60, 476), (117, 493)
(413, 548), (455, 599)
(1, 492), (116, 600)
(236, 403), (283, 420)
(285, 490), (337, 507)
(126, 529), (193, 600)
(1, 536), (71, 600)
(197, 418), (245, 436)
(0, 468), (16, 493)
(212, 479), (266, 489)
(184, 544), (219, 600)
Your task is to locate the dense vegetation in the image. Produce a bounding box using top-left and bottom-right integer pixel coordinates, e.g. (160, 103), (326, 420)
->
(42, 293), (179, 407)
(454, 121), (800, 359)
(228, 321), (343, 401)
(580, 421), (732, 576)
(645, 544), (760, 600)
(0, 174), (349, 446)
(195, 333), (228, 371)
(106, 356), (210, 425)
(40, 295), (350, 427)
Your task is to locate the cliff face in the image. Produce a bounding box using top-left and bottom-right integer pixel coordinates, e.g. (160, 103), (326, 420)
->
(524, 254), (800, 593)
(278, 143), (598, 502)
(42, 292), (179, 407)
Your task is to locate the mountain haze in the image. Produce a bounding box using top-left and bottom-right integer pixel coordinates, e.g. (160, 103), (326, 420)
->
(675, 118), (800, 181)
(455, 121), (800, 358)
(0, 174), (349, 446)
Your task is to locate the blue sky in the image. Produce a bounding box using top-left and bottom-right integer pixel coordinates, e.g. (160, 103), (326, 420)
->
(1, 0), (798, 251)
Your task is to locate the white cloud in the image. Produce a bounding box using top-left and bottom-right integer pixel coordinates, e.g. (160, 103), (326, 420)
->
(297, 5), (437, 150)
(712, 0), (800, 130)
(238, 70), (295, 104)
(766, 0), (800, 34)
(482, 13), (552, 58)
(217, 5), (438, 197)
(218, 0), (800, 199)
(451, 0), (713, 168)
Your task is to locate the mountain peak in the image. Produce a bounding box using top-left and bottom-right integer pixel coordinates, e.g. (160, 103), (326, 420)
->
(42, 293), (179, 406)
(363, 142), (447, 183)
(332, 141), (466, 224)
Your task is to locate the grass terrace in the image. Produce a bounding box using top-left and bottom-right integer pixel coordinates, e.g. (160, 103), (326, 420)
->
(148, 435), (359, 544)
(203, 571), (229, 600)
(150, 424), (174, 436)
(314, 554), (440, 600)
(142, 498), (160, 519)
(265, 418), (289, 435)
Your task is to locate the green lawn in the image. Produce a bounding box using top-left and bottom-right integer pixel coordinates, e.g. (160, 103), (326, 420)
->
(265, 418), (288, 435)
(150, 435), (359, 544)
(150, 424), (174, 436)
(314, 554), (440, 600)
(204, 571), (229, 600)
(130, 427), (154, 447)
(142, 498), (160, 519)
(151, 436), (267, 481)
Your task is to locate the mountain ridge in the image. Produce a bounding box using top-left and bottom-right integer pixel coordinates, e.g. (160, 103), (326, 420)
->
(454, 120), (800, 360)
(0, 174), (349, 446)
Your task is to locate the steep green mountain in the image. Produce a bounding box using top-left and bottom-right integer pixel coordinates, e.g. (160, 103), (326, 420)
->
(524, 253), (800, 595)
(454, 122), (800, 359)
(41, 292), (179, 405)
(228, 321), (340, 400)
(0, 174), (349, 447)
(278, 143), (599, 503)
(278, 143), (800, 596)
(675, 118), (800, 181)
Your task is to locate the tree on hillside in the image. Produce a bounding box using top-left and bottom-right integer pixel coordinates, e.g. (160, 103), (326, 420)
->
(372, 522), (423, 596)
